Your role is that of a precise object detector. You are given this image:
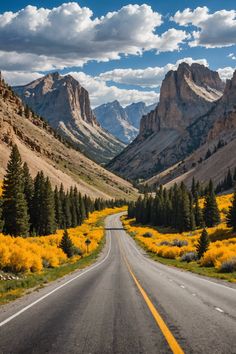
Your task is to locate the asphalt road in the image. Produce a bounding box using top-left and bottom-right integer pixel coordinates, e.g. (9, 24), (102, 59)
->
(0, 213), (236, 354)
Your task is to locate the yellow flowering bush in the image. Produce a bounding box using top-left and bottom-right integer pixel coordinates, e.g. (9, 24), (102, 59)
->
(0, 207), (126, 274)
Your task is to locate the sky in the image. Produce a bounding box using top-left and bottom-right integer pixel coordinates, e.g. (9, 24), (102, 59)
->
(0, 1), (236, 107)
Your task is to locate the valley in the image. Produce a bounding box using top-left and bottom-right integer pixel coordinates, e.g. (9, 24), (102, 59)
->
(0, 1), (236, 353)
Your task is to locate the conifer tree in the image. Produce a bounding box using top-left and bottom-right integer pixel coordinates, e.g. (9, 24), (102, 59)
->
(59, 229), (74, 258)
(31, 171), (45, 235)
(226, 189), (236, 231)
(54, 186), (63, 229)
(203, 180), (220, 227)
(63, 192), (72, 228)
(2, 145), (29, 236)
(69, 186), (77, 227)
(196, 228), (210, 259)
(179, 186), (191, 232)
(226, 169), (233, 189)
(78, 192), (86, 224)
(22, 162), (34, 225)
(41, 177), (56, 235)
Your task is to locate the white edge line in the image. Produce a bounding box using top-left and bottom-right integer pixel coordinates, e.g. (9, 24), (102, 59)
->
(0, 230), (112, 328)
(119, 218), (236, 293)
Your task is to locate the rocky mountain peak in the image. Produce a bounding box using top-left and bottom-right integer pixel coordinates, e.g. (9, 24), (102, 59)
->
(139, 63), (225, 135)
(14, 73), (125, 164)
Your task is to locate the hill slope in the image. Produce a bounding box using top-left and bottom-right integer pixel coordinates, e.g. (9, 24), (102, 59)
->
(14, 73), (125, 164)
(0, 74), (137, 199)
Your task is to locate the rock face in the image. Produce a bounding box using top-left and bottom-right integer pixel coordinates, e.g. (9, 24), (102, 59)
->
(94, 100), (138, 143)
(108, 63), (226, 180)
(125, 102), (156, 129)
(0, 74), (136, 199)
(14, 73), (125, 164)
(94, 100), (156, 143)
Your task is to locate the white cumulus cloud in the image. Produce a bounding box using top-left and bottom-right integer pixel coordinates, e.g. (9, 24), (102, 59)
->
(172, 7), (236, 48)
(66, 72), (159, 107)
(99, 58), (208, 88)
(217, 67), (235, 81)
(0, 3), (188, 71)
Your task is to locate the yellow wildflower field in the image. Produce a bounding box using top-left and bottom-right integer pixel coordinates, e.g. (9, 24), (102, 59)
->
(123, 194), (236, 273)
(0, 207), (126, 273)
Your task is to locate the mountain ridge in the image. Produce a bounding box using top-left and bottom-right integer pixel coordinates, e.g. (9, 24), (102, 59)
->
(14, 72), (125, 164)
(94, 100), (156, 143)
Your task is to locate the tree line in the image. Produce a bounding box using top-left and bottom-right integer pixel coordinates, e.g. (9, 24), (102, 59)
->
(0, 145), (125, 237)
(128, 179), (221, 233)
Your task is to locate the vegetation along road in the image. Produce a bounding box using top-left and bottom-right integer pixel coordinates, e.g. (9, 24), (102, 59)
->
(0, 213), (236, 354)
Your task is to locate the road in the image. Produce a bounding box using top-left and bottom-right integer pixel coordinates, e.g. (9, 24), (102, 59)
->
(0, 213), (236, 354)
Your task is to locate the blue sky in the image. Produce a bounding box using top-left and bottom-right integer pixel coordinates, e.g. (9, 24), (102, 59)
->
(0, 1), (236, 106)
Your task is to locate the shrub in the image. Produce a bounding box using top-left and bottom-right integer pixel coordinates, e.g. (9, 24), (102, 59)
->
(159, 240), (171, 246)
(143, 232), (152, 238)
(181, 252), (198, 263)
(172, 239), (188, 247)
(72, 246), (83, 256)
(220, 258), (236, 273)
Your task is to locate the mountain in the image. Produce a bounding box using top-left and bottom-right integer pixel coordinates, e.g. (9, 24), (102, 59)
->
(13, 73), (125, 165)
(0, 73), (137, 199)
(94, 100), (138, 143)
(108, 63), (225, 180)
(125, 102), (156, 129)
(145, 70), (236, 189)
(94, 101), (156, 143)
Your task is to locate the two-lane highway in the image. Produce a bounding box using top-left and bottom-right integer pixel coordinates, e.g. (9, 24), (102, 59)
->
(0, 213), (236, 354)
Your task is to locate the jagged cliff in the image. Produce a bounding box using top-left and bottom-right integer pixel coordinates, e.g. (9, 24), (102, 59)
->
(143, 71), (236, 188)
(0, 73), (137, 199)
(108, 63), (225, 180)
(14, 73), (125, 164)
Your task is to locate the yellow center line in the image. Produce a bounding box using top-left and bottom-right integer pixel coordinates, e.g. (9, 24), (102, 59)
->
(118, 235), (185, 354)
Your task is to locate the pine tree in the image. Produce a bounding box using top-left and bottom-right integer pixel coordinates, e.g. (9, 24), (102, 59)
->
(226, 169), (233, 189)
(69, 186), (77, 227)
(196, 228), (210, 259)
(179, 187), (191, 232)
(59, 229), (74, 258)
(233, 167), (236, 182)
(78, 192), (86, 224)
(2, 145), (29, 236)
(203, 180), (221, 227)
(63, 192), (72, 228)
(22, 162), (34, 226)
(54, 186), (63, 229)
(205, 149), (212, 160)
(31, 172), (45, 235)
(191, 177), (197, 198)
(41, 177), (56, 235)
(226, 189), (236, 231)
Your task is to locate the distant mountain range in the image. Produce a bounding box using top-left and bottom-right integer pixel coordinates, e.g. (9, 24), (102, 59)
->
(94, 101), (156, 143)
(108, 63), (236, 187)
(14, 73), (125, 164)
